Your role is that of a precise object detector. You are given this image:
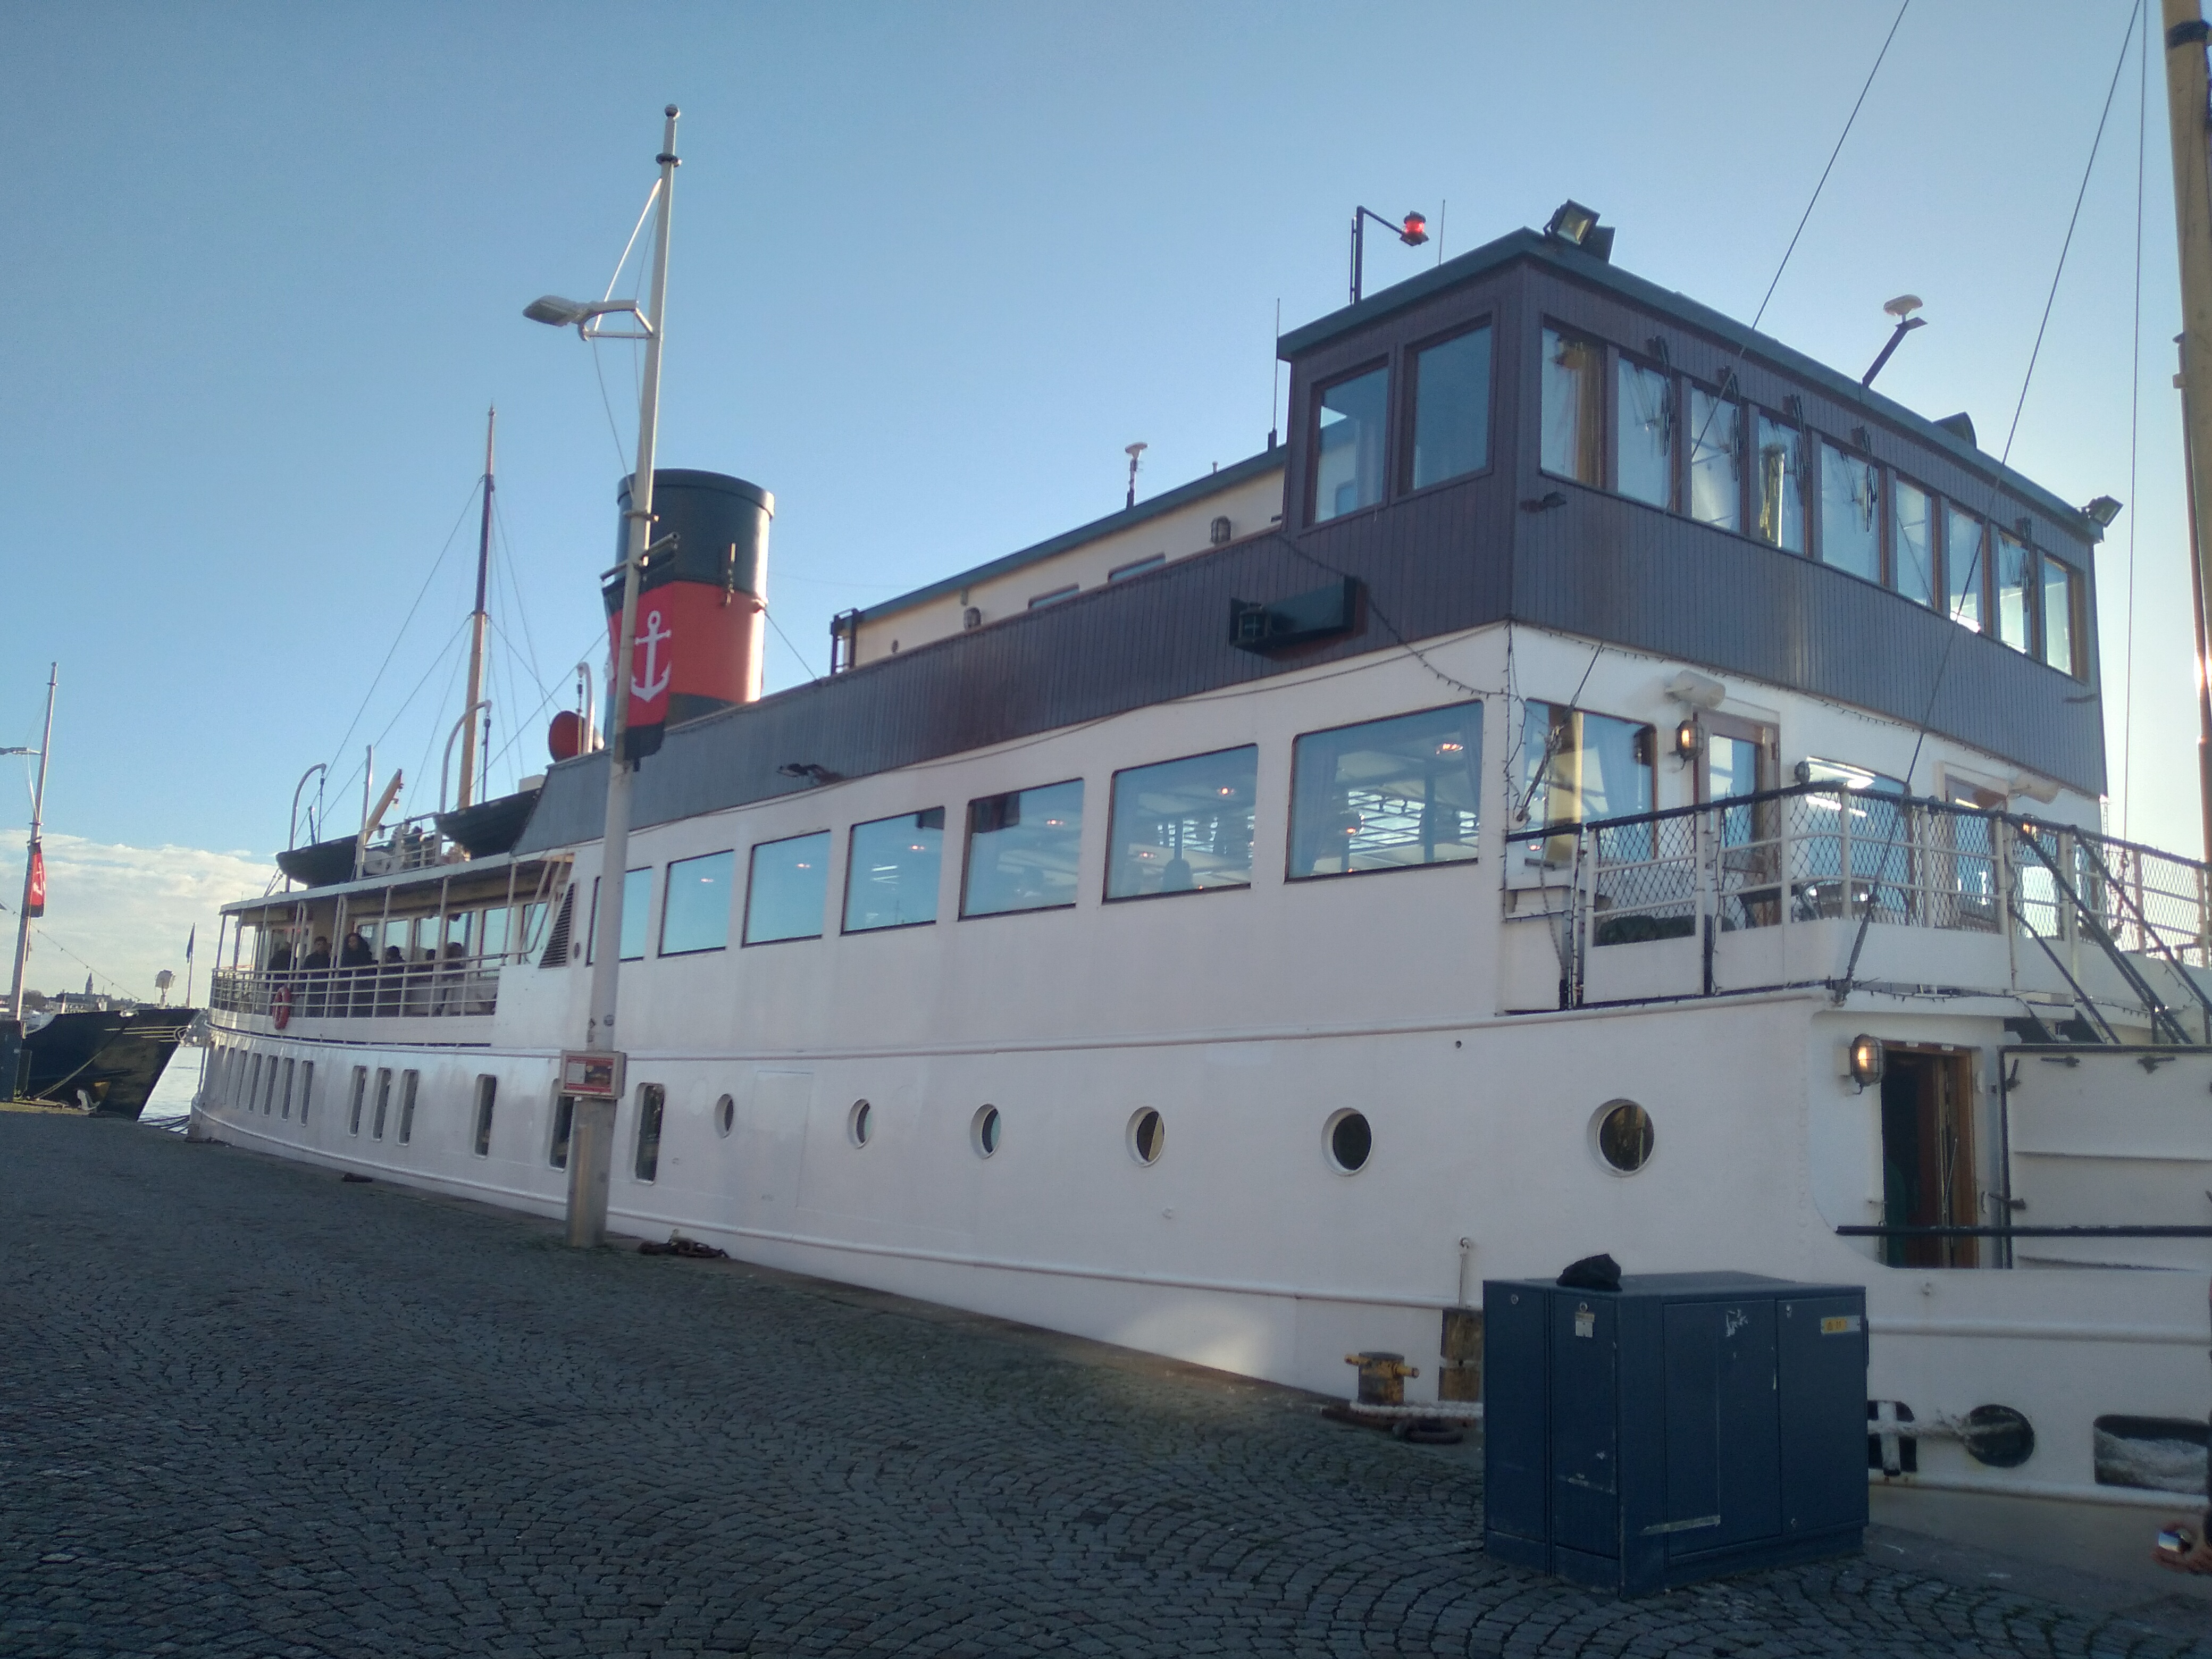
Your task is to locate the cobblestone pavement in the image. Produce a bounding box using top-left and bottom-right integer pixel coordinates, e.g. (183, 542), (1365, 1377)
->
(2, 1116), (2207, 1658)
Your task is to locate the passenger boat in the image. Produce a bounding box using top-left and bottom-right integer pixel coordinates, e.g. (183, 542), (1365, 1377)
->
(197, 104), (2212, 1529)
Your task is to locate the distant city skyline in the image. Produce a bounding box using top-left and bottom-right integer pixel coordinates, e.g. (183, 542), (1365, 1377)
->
(2, 0), (2196, 998)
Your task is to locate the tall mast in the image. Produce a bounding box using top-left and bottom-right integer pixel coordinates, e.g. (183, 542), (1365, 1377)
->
(457, 406), (495, 813)
(2161, 0), (2212, 861)
(8, 664), (56, 1020)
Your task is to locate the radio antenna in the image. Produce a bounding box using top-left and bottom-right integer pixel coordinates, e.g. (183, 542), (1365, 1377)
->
(1269, 299), (1281, 449)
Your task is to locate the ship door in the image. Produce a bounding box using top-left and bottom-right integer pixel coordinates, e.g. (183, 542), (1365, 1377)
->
(1878, 1048), (1977, 1269)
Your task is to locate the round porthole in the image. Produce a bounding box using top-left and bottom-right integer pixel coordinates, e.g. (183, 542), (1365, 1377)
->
(715, 1094), (735, 1138)
(1128, 1108), (1164, 1166)
(1962, 1404), (2035, 1468)
(971, 1104), (1001, 1159)
(1325, 1109), (1372, 1174)
(1594, 1100), (1654, 1174)
(849, 1098), (874, 1147)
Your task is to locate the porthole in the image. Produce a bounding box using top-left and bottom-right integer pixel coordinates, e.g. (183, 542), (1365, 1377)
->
(1325, 1109), (1372, 1173)
(1127, 1108), (1164, 1166)
(849, 1098), (874, 1147)
(971, 1104), (1001, 1159)
(715, 1093), (735, 1137)
(1593, 1099), (1655, 1174)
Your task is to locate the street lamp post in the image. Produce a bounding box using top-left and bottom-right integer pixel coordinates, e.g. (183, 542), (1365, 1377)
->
(527, 105), (681, 1249)
(5, 663), (56, 1023)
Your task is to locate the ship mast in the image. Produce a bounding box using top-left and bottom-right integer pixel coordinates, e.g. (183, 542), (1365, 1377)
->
(7, 664), (56, 1021)
(2161, 0), (2212, 860)
(457, 406), (495, 814)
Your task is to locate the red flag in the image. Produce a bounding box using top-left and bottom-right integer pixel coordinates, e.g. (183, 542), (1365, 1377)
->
(25, 840), (44, 918)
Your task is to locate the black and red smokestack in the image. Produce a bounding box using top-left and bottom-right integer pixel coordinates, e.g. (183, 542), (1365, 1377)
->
(602, 470), (773, 760)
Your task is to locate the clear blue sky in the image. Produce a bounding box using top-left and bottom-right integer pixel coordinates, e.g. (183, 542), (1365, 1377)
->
(2, 0), (2197, 888)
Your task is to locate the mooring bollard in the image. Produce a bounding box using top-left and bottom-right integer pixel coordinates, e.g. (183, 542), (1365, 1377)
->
(1344, 1351), (1418, 1406)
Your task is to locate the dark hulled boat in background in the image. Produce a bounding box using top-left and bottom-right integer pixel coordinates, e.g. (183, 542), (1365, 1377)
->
(20, 1005), (197, 1117)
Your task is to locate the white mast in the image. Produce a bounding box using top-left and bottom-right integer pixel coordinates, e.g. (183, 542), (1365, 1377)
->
(569, 106), (680, 1249)
(7, 663), (56, 1020)
(2161, 0), (2212, 860)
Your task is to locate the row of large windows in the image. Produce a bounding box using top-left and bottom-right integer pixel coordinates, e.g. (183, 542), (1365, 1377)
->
(1313, 322), (1494, 523)
(1539, 327), (2087, 678)
(566, 701), (1492, 961)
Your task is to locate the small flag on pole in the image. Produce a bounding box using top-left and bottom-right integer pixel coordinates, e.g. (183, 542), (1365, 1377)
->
(25, 840), (44, 918)
(185, 925), (195, 962)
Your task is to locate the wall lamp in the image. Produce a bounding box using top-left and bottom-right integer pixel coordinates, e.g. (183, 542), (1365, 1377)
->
(1673, 719), (1700, 763)
(1848, 1034), (1887, 1091)
(1543, 199), (1614, 262)
(1349, 206), (1430, 305)
(2080, 495), (2123, 529)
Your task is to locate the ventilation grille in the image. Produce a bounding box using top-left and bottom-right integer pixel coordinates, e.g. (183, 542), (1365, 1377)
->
(539, 884), (575, 967)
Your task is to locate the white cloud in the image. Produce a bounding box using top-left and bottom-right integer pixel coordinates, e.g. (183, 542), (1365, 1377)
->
(0, 831), (274, 1003)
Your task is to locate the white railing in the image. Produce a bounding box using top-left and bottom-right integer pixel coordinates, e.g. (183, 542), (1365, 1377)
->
(1505, 783), (2212, 1028)
(211, 953), (500, 1021)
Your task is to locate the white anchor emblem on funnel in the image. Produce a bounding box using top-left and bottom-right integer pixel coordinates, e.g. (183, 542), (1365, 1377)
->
(632, 609), (673, 702)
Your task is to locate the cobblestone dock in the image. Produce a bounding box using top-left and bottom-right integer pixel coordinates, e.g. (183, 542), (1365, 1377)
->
(2, 1115), (2206, 1657)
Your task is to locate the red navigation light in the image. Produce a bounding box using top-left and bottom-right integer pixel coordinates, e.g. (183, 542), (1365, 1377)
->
(1400, 212), (1429, 246)
(548, 709), (584, 763)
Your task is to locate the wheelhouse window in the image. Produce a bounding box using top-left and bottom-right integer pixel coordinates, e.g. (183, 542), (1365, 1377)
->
(1105, 746), (1257, 899)
(962, 780), (1084, 917)
(1312, 364), (1389, 522)
(1893, 479), (1936, 607)
(1995, 531), (2033, 653)
(2042, 555), (2081, 675)
(1408, 323), (1493, 489)
(1615, 356), (1673, 508)
(1819, 442), (1879, 582)
(1687, 387), (1740, 531)
(1754, 415), (1805, 552)
(844, 809), (944, 932)
(1518, 703), (1654, 865)
(1539, 329), (1603, 484)
(744, 831), (830, 944)
(1288, 702), (1481, 879)
(585, 868), (651, 963)
(659, 850), (735, 956)
(1946, 508), (1984, 631)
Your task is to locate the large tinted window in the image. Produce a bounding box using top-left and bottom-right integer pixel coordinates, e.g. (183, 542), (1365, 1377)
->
(1893, 479), (1936, 607)
(1409, 324), (1492, 489)
(1106, 747), (1257, 899)
(2043, 556), (2080, 675)
(1615, 358), (1673, 507)
(844, 809), (944, 932)
(1519, 703), (1654, 830)
(659, 850), (734, 955)
(1540, 329), (1602, 484)
(1687, 388), (1740, 531)
(1819, 443), (1879, 581)
(1995, 532), (2033, 653)
(585, 867), (651, 963)
(1754, 415), (1805, 552)
(1312, 366), (1388, 523)
(1946, 508), (1984, 631)
(1289, 703), (1481, 879)
(744, 832), (831, 944)
(962, 781), (1084, 917)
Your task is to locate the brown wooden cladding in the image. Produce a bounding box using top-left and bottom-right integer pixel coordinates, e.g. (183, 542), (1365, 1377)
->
(521, 240), (2104, 855)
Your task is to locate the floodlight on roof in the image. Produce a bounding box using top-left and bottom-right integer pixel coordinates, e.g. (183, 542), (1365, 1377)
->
(2081, 495), (2123, 529)
(1545, 200), (1599, 245)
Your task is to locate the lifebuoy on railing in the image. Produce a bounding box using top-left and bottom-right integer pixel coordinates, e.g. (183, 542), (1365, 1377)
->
(272, 985), (292, 1030)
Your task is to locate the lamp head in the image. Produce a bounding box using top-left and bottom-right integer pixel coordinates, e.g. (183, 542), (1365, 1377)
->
(1545, 199), (1600, 245)
(524, 295), (596, 328)
(1398, 211), (1428, 246)
(2081, 495), (2123, 529)
(1848, 1034), (1886, 1090)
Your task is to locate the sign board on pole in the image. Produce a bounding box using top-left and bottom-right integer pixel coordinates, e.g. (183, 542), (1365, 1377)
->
(559, 1050), (626, 1100)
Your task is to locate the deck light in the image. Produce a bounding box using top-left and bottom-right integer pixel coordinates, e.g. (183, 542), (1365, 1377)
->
(1543, 200), (1613, 260)
(523, 295), (652, 338)
(1673, 719), (1700, 761)
(1349, 204), (1435, 303)
(1848, 1034), (1886, 1090)
(2081, 495), (2123, 529)
(1399, 211), (1428, 246)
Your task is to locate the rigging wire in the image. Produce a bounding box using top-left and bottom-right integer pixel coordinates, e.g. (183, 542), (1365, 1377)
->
(2122, 0), (2147, 840)
(489, 496), (549, 699)
(762, 603), (822, 682)
(320, 480), (482, 792)
(1839, 0), (2141, 994)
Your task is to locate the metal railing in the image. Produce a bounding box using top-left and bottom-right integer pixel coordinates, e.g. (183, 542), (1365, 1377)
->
(210, 953), (501, 1021)
(1505, 783), (2212, 1024)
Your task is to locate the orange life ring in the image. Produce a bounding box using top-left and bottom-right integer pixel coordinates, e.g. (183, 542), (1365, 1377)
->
(272, 985), (292, 1030)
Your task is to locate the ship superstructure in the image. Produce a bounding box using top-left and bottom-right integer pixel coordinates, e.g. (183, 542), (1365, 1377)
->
(197, 219), (2211, 1519)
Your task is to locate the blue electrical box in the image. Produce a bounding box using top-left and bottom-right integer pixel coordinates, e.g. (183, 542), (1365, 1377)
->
(1483, 1271), (1867, 1596)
